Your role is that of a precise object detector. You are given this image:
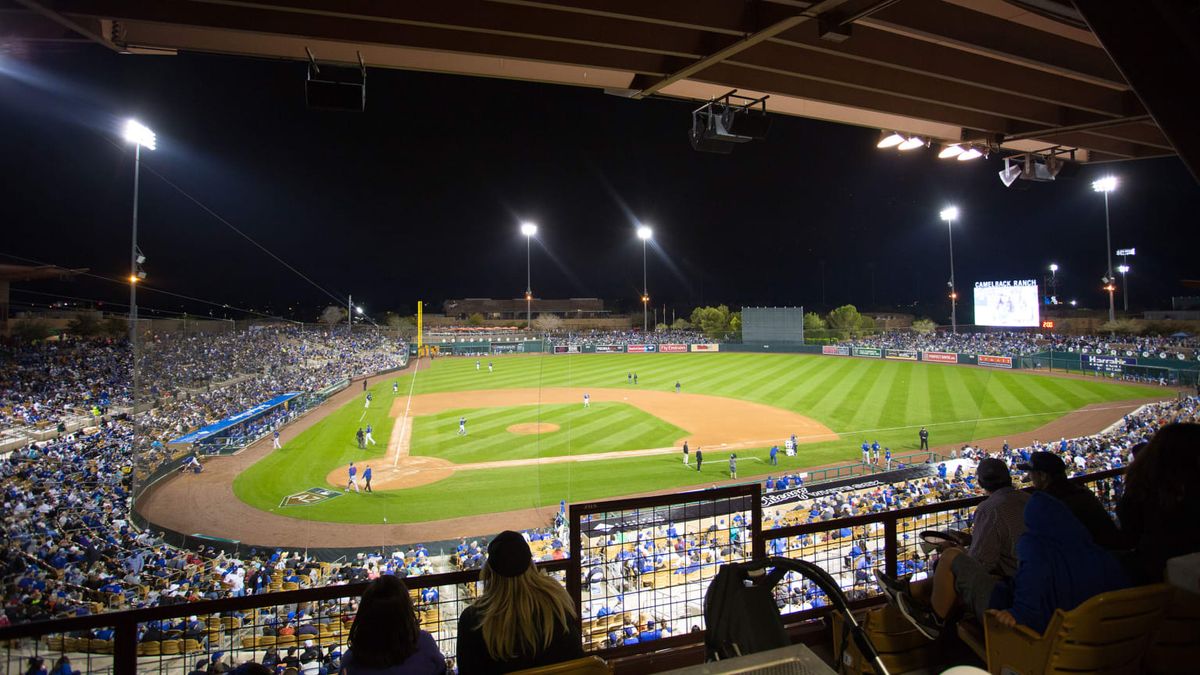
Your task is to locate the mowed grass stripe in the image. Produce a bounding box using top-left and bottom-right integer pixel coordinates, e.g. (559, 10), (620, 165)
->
(791, 358), (857, 411)
(903, 362), (933, 430)
(845, 361), (900, 431)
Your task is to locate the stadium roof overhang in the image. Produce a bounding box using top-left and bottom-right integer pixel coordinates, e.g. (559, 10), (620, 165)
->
(3, 0), (1196, 177)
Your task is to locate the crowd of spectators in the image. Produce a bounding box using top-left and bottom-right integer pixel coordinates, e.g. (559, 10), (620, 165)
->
(546, 329), (708, 347)
(844, 330), (1199, 359)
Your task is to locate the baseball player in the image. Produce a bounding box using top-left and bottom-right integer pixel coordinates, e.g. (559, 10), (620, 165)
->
(695, 447), (703, 472)
(458, 416), (467, 436)
(871, 440), (881, 465)
(861, 441), (870, 464)
(393, 381), (399, 394)
(365, 423), (377, 446)
(682, 441), (689, 466)
(364, 392), (372, 409)
(363, 465), (373, 493)
(272, 429), (281, 449)
(346, 462), (360, 493)
(488, 361), (494, 373)
(627, 372), (632, 384)
(675, 381), (681, 393)
(633, 373), (638, 384)
(884, 447), (892, 470)
(583, 393), (590, 408)
(476, 360), (481, 371)
(728, 453), (737, 479)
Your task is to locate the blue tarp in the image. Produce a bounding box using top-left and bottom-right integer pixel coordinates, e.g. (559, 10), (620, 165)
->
(171, 392), (301, 444)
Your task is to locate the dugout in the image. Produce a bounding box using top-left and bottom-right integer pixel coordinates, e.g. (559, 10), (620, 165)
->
(741, 307), (805, 345)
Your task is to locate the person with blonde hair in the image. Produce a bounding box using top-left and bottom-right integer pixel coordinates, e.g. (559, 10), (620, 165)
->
(456, 531), (583, 673)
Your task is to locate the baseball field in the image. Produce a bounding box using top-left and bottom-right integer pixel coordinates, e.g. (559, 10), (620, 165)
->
(228, 352), (1162, 525)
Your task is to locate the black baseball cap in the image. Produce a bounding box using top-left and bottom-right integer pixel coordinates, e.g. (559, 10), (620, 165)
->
(976, 458), (1012, 491)
(1016, 451), (1066, 475)
(486, 530), (532, 577)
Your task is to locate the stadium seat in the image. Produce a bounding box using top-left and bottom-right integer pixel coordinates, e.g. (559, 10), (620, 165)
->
(183, 638), (205, 654)
(138, 640), (160, 656)
(966, 583), (1173, 674)
(510, 655), (612, 674)
(160, 639), (182, 655)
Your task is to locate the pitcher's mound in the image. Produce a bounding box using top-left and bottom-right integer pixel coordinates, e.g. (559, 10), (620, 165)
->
(507, 423), (560, 434)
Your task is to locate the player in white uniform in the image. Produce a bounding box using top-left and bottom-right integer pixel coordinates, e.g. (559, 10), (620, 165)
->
(583, 393), (590, 408)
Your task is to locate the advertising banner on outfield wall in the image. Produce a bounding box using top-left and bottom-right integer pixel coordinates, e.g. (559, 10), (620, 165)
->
(660, 344), (688, 353)
(491, 343), (523, 353)
(922, 351), (958, 364)
(552, 345), (581, 354)
(761, 464), (936, 509)
(625, 344), (658, 353)
(822, 345), (850, 356)
(978, 354), (1013, 369)
(885, 349), (918, 361)
(690, 344), (721, 352)
(595, 345), (624, 353)
(853, 347), (882, 358)
(1081, 354), (1135, 373)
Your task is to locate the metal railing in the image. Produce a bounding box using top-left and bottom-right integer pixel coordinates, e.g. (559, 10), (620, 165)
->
(0, 469), (1123, 673)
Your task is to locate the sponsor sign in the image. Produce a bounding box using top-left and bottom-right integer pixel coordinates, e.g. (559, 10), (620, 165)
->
(978, 354), (1013, 369)
(552, 345), (581, 354)
(822, 345), (850, 356)
(1081, 353), (1135, 373)
(852, 347), (882, 358)
(173, 393), (301, 444)
(762, 465), (936, 509)
(885, 349), (917, 361)
(660, 344), (688, 353)
(490, 342), (522, 353)
(690, 344), (721, 352)
(625, 344), (658, 353)
(280, 487), (342, 508)
(922, 351), (958, 364)
(595, 345), (624, 353)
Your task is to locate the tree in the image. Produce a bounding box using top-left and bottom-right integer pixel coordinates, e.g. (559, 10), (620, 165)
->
(532, 313), (564, 332)
(690, 305), (732, 339)
(729, 312), (741, 333)
(319, 306), (347, 325)
(911, 318), (937, 335)
(655, 322), (668, 332)
(826, 305), (862, 331)
(857, 314), (877, 332)
(66, 313), (101, 337)
(1098, 319), (1139, 335)
(467, 312), (485, 326)
(10, 318), (53, 343)
(670, 317), (691, 330)
(803, 312), (827, 331)
(103, 316), (128, 338)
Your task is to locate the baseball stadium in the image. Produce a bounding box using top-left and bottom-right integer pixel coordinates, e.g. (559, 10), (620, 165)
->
(4, 3), (1200, 675)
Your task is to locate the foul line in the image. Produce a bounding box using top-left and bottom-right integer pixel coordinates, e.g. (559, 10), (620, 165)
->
(391, 358), (421, 469)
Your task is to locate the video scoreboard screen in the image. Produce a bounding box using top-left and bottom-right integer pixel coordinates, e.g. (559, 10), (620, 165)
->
(973, 280), (1040, 327)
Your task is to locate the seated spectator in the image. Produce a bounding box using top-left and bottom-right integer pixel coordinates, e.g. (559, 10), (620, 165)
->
(342, 575), (445, 674)
(456, 531), (583, 673)
(48, 656), (79, 675)
(1116, 422), (1200, 584)
(1017, 451), (1121, 549)
(893, 492), (1129, 638)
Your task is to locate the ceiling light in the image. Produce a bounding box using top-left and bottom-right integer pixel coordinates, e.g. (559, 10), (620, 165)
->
(938, 144), (964, 159)
(897, 136), (924, 151)
(876, 132), (905, 148)
(956, 147), (983, 161)
(999, 159), (1021, 187)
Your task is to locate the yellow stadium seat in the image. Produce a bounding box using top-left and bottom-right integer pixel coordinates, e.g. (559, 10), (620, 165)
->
(510, 655), (612, 674)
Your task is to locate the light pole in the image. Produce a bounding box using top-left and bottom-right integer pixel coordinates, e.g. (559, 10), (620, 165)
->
(1092, 176), (1118, 322)
(637, 225), (652, 332)
(122, 119), (154, 499)
(1048, 263), (1058, 305)
(520, 222), (537, 329)
(1117, 264), (1130, 312)
(940, 206), (959, 333)
(348, 294), (353, 333)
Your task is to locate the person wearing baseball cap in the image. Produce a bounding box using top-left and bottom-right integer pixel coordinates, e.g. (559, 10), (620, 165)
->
(456, 531), (583, 673)
(1017, 451), (1120, 549)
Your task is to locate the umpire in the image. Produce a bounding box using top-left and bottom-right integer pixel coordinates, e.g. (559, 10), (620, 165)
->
(919, 426), (929, 450)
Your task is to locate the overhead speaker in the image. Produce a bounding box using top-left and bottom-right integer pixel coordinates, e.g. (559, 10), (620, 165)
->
(721, 107), (771, 140)
(689, 111), (737, 154)
(306, 62), (365, 112)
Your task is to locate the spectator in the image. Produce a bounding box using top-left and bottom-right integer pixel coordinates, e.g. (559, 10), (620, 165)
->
(456, 531), (583, 673)
(1116, 422), (1200, 583)
(343, 575), (445, 674)
(1017, 451), (1121, 549)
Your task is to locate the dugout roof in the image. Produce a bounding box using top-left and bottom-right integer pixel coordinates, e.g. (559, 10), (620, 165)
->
(4, 0), (1197, 177)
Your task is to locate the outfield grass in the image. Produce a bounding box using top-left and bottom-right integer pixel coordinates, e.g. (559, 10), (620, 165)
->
(233, 353), (1163, 523)
(410, 402), (687, 463)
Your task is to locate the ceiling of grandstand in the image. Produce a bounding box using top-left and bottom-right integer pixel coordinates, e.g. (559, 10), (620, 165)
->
(3, 0), (1196, 174)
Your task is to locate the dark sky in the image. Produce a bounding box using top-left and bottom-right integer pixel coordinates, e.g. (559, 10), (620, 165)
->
(2, 47), (1198, 324)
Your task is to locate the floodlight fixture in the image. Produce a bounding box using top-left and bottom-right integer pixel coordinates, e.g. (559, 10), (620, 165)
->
(938, 144), (964, 159)
(520, 222), (538, 237)
(897, 136), (924, 151)
(999, 159), (1022, 187)
(136, 271), (146, 280)
(129, 275), (139, 284)
(1070, 300), (1077, 306)
(956, 147), (983, 161)
(1049, 263), (1059, 272)
(1117, 264), (1130, 274)
(637, 225), (653, 240)
(136, 254), (146, 265)
(877, 132), (905, 148)
(123, 119), (156, 150)
(1092, 175), (1118, 193)
(940, 206), (959, 222)
(355, 306), (363, 314)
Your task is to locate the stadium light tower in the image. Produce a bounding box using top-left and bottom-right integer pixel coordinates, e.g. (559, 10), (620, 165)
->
(520, 222), (537, 329)
(637, 225), (652, 332)
(123, 120), (155, 349)
(940, 206), (959, 333)
(1117, 264), (1130, 312)
(1049, 263), (1059, 305)
(1092, 176), (1118, 322)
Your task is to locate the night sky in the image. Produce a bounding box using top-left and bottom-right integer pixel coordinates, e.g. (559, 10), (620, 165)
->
(3, 47), (1198, 324)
